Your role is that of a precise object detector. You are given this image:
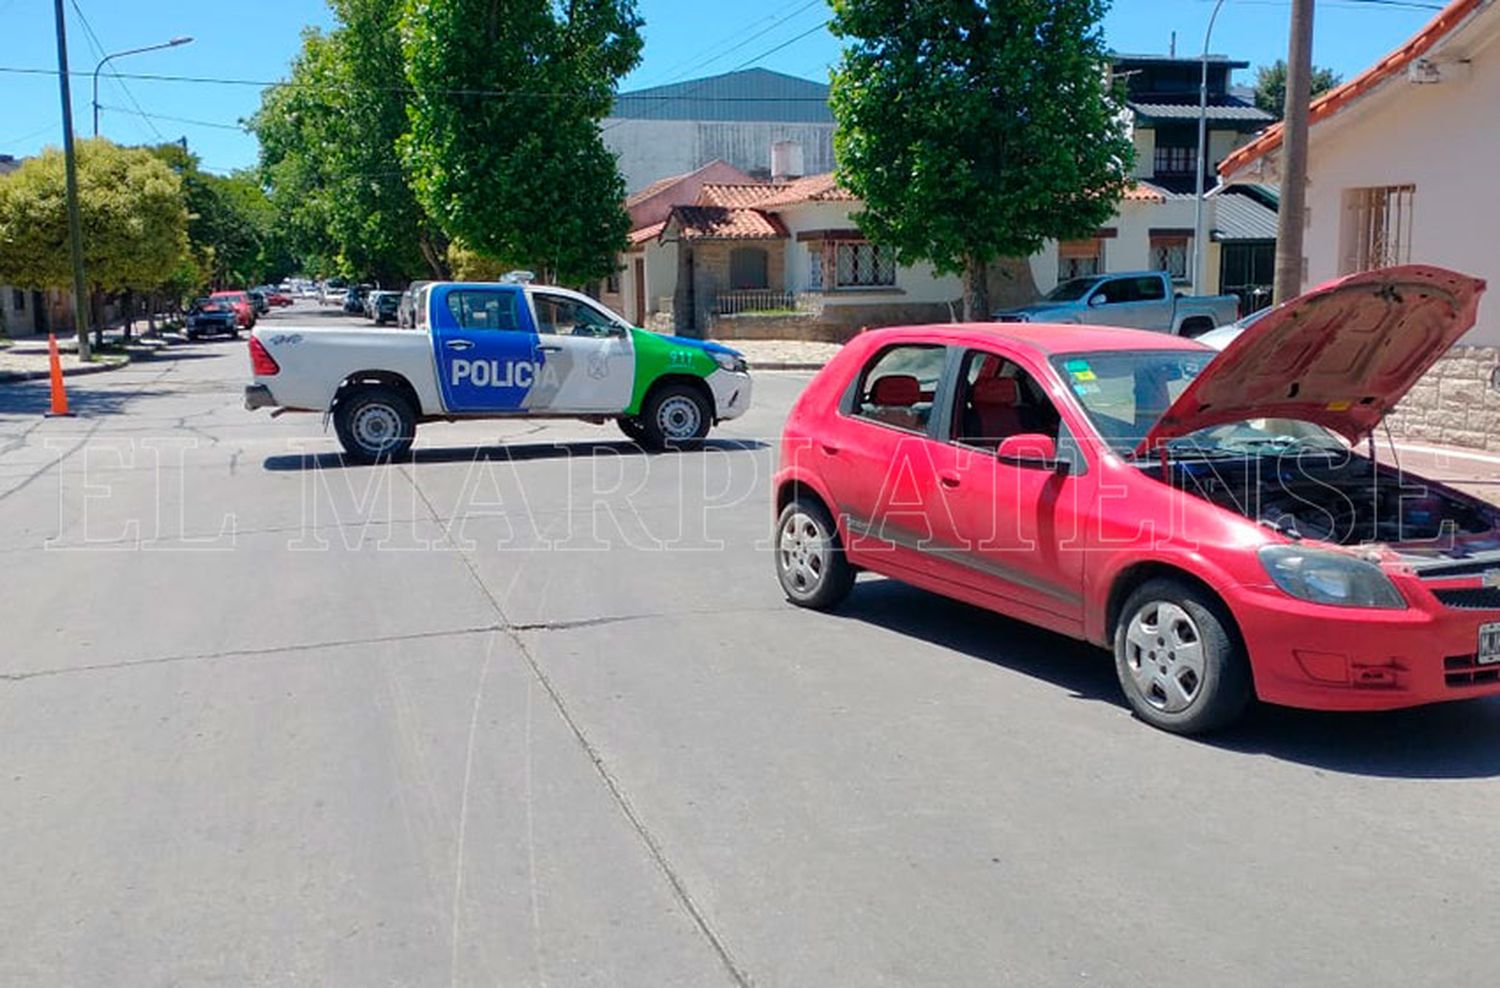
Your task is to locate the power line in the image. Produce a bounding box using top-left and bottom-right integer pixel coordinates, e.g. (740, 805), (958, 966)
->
(94, 103), (247, 132)
(632, 0), (827, 90)
(67, 0), (166, 142)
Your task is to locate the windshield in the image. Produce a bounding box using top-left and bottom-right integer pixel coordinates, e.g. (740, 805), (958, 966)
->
(1051, 350), (1346, 457)
(1044, 277), (1101, 303)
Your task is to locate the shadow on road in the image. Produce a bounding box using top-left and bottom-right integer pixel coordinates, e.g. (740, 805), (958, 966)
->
(0, 380), (179, 418)
(262, 437), (769, 472)
(831, 576), (1500, 779)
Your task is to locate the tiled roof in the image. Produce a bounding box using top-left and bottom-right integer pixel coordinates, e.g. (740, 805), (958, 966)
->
(1128, 99), (1274, 123)
(626, 172), (691, 208)
(1211, 191), (1279, 242)
(1220, 0), (1490, 178)
(752, 173), (856, 208)
(671, 206), (788, 241)
(1122, 181), (1169, 203)
(697, 183), (779, 208)
(627, 221), (667, 245)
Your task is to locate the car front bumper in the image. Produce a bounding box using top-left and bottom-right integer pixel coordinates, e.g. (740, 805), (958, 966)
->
(1227, 583), (1500, 710)
(706, 369), (752, 422)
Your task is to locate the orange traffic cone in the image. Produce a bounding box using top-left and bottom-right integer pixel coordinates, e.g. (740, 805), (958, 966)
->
(45, 333), (73, 418)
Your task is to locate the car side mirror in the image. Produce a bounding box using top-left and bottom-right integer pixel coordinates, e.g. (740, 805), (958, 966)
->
(1087, 293), (1107, 307)
(997, 433), (1066, 472)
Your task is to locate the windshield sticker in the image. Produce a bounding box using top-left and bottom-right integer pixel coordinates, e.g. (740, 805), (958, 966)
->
(1072, 382), (1101, 396)
(1064, 359), (1097, 382)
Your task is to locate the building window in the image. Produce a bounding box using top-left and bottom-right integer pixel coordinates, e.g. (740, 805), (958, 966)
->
(605, 268), (620, 294)
(834, 242), (896, 288)
(1153, 144), (1196, 177)
(729, 247), (770, 290)
(1058, 238), (1103, 280)
(1344, 184), (1415, 273)
(11, 289), (24, 311)
(1150, 235), (1190, 283)
(808, 245), (823, 290)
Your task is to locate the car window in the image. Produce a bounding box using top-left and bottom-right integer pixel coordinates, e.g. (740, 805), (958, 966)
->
(447, 289), (523, 332)
(950, 350), (1061, 450)
(532, 293), (620, 338)
(1135, 275), (1166, 301)
(1093, 279), (1133, 305)
(1044, 277), (1100, 302)
(852, 344), (946, 434)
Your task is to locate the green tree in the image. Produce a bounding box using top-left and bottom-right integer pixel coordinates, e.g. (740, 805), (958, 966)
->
(400, 0), (642, 285)
(0, 138), (188, 343)
(829, 0), (1133, 319)
(252, 6), (446, 285)
(1253, 60), (1341, 121)
(153, 143), (284, 289)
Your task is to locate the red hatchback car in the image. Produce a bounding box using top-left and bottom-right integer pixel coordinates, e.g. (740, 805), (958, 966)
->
(210, 290), (256, 330)
(773, 266), (1498, 733)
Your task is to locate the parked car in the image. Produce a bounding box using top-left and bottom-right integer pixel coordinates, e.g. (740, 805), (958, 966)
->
(210, 290), (256, 329)
(368, 290), (401, 325)
(265, 290), (294, 307)
(343, 284), (370, 315)
(184, 298), (239, 340)
(245, 279), (752, 461)
(772, 265), (1498, 734)
(993, 271), (1240, 337)
(247, 289), (270, 316)
(398, 281), (432, 328)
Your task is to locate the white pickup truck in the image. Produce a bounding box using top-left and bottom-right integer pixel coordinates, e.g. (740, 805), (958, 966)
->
(245, 280), (753, 461)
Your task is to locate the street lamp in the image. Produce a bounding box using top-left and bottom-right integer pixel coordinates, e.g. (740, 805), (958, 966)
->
(92, 36), (193, 138)
(1191, 0), (1228, 295)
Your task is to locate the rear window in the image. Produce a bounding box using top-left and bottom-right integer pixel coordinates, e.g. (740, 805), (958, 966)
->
(850, 344), (947, 433)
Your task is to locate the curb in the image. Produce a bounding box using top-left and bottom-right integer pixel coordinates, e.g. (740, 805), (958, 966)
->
(0, 354), (132, 385)
(747, 362), (828, 372)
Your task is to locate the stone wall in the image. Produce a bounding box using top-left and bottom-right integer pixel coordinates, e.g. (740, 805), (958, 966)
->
(709, 300), (958, 343)
(1386, 345), (1500, 451)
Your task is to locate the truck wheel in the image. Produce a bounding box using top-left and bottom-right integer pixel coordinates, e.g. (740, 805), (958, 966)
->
(1113, 578), (1252, 735)
(1179, 318), (1215, 338)
(640, 383), (711, 450)
(333, 386), (416, 463)
(776, 498), (855, 610)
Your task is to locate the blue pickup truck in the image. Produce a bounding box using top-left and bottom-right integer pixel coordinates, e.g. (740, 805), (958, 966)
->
(993, 270), (1240, 337)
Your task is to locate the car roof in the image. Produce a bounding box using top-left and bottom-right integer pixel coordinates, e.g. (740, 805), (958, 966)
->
(863, 322), (1213, 357)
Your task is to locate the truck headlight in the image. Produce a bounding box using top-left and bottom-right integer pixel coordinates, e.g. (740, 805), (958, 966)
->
(713, 352), (748, 374)
(1258, 546), (1406, 609)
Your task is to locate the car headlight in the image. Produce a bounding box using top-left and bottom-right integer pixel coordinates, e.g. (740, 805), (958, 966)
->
(1258, 545), (1406, 609)
(712, 351), (748, 374)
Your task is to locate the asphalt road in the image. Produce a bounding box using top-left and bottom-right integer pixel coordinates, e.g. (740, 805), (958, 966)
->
(3, 302), (1499, 986)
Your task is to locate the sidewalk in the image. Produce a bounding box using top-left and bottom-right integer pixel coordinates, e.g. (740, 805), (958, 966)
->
(720, 338), (843, 370)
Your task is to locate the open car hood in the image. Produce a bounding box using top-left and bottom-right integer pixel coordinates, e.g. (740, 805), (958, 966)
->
(1140, 265), (1486, 453)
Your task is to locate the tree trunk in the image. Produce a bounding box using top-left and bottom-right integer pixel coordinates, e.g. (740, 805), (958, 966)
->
(963, 254), (990, 322)
(419, 233), (451, 280)
(91, 288), (105, 351)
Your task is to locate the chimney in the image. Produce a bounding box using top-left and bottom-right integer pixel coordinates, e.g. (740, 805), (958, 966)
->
(771, 140), (804, 183)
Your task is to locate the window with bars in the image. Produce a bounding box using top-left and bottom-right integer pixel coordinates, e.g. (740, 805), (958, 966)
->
(834, 242), (897, 288)
(808, 245), (823, 290)
(1343, 185), (1415, 273)
(1154, 144), (1196, 177)
(1058, 238), (1103, 280)
(1150, 235), (1190, 282)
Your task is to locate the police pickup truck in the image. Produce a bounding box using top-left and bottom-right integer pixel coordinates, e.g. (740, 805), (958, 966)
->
(244, 278), (753, 461)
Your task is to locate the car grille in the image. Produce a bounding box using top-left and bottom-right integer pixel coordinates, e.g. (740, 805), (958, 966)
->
(1444, 654), (1500, 688)
(1432, 587), (1500, 610)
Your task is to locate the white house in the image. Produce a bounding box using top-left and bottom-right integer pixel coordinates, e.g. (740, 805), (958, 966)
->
(1219, 0), (1500, 450)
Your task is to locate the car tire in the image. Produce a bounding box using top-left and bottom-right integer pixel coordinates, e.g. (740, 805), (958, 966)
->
(776, 497), (856, 610)
(639, 383), (712, 450)
(1113, 578), (1252, 735)
(333, 386), (416, 463)
(185, 329), (198, 341)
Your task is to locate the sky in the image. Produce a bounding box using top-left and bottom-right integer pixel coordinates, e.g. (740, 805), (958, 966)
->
(0, 0), (1450, 175)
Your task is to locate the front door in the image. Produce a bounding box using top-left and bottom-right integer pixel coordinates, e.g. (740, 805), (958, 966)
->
(633, 259), (646, 326)
(432, 284), (546, 413)
(1084, 275), (1171, 329)
(925, 347), (1090, 631)
(527, 291), (635, 413)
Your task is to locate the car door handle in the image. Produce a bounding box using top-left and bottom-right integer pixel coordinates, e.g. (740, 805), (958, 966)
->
(939, 472), (962, 489)
(445, 340), (474, 351)
(538, 344), (562, 353)
(820, 442), (841, 455)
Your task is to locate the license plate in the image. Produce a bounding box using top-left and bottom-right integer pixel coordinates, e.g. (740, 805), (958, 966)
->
(1479, 623), (1500, 666)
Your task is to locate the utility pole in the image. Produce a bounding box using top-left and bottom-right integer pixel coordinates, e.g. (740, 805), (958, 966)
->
(1274, 0), (1315, 303)
(51, 0), (91, 361)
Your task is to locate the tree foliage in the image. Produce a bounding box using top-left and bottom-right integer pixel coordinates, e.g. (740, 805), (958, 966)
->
(152, 143), (288, 289)
(400, 0), (643, 285)
(0, 139), (188, 294)
(252, 4), (447, 284)
(829, 0), (1133, 318)
(1253, 60), (1342, 121)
